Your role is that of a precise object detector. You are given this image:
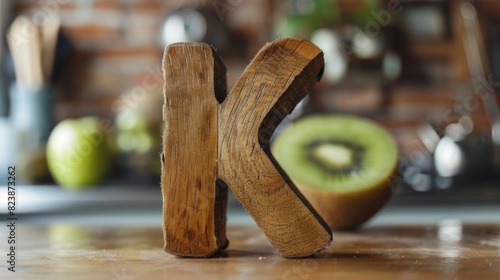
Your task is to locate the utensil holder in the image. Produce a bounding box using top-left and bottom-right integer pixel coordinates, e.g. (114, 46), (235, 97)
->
(10, 83), (53, 148)
(9, 83), (53, 183)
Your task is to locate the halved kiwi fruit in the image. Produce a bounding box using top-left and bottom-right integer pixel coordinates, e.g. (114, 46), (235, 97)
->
(272, 115), (398, 230)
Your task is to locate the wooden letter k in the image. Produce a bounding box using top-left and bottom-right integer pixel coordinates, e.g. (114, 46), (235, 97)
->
(161, 38), (332, 258)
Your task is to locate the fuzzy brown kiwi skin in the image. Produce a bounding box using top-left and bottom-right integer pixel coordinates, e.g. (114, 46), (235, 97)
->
(294, 164), (398, 230)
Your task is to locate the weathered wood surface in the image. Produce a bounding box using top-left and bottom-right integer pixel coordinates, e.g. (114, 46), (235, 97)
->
(9, 223), (500, 279)
(162, 38), (332, 258)
(218, 38), (331, 257)
(162, 43), (228, 257)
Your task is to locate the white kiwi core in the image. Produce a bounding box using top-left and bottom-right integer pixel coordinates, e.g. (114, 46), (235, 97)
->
(312, 144), (353, 168)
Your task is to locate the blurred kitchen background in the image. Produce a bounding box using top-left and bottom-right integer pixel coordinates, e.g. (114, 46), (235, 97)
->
(0, 0), (499, 223)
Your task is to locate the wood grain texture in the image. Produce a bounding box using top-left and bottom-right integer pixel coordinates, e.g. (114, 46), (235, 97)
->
(162, 43), (228, 257)
(10, 223), (500, 280)
(162, 39), (332, 258)
(218, 38), (332, 257)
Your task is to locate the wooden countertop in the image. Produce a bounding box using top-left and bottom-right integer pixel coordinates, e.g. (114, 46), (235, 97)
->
(3, 223), (500, 279)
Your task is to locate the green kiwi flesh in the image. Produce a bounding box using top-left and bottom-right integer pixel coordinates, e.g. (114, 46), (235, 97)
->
(272, 115), (398, 194)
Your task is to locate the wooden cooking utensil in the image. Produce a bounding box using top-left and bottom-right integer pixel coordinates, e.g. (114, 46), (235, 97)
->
(162, 38), (332, 258)
(27, 22), (44, 89)
(6, 16), (29, 87)
(40, 16), (60, 83)
(7, 15), (44, 89)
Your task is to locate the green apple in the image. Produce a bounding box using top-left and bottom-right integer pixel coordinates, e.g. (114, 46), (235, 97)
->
(47, 117), (112, 189)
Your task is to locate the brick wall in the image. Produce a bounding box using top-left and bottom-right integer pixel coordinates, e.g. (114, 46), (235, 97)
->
(10, 0), (271, 122)
(8, 0), (500, 157)
(11, 0), (164, 120)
